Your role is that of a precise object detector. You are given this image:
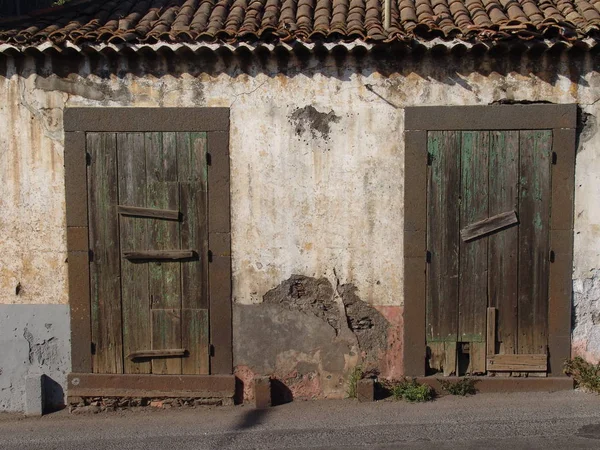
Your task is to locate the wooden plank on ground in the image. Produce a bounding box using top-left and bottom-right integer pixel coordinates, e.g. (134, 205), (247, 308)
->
(487, 354), (548, 371)
(518, 130), (551, 357)
(87, 132), (123, 374)
(461, 210), (518, 242)
(117, 132), (151, 374)
(459, 131), (489, 374)
(488, 131), (519, 357)
(151, 309), (182, 374)
(118, 205), (180, 221)
(426, 131), (461, 350)
(182, 309), (210, 374)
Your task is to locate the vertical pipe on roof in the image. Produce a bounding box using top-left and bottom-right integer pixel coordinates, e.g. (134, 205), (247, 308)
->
(384, 0), (391, 31)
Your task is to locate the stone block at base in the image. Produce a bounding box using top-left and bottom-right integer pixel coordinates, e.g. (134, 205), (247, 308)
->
(254, 376), (271, 409)
(25, 375), (45, 417)
(357, 379), (375, 402)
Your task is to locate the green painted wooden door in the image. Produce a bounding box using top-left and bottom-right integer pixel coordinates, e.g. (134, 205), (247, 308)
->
(87, 132), (210, 375)
(426, 130), (552, 376)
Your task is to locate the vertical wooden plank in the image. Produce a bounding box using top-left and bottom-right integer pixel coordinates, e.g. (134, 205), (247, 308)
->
(177, 132), (208, 182)
(486, 307), (497, 358)
(151, 309), (182, 375)
(117, 133), (151, 374)
(179, 133), (208, 311)
(182, 309), (210, 374)
(488, 131), (519, 356)
(146, 132), (182, 374)
(178, 132), (210, 374)
(426, 131), (461, 369)
(87, 132), (123, 374)
(518, 130), (552, 356)
(459, 131), (489, 375)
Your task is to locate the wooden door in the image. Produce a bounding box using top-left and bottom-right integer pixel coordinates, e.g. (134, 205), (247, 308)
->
(426, 130), (552, 376)
(87, 131), (210, 375)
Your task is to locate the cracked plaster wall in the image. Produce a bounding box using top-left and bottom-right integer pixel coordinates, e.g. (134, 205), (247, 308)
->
(1, 51), (600, 402)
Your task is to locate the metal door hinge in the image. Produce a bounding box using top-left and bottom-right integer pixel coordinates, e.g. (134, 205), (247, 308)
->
(552, 152), (557, 165)
(550, 250), (555, 263)
(426, 250), (432, 263)
(208, 250), (213, 263)
(91, 342), (96, 355)
(210, 344), (215, 357)
(86, 152), (92, 166)
(206, 153), (212, 166)
(427, 152), (433, 166)
(88, 249), (94, 262)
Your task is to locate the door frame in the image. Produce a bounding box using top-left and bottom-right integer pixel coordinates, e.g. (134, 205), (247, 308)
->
(64, 108), (232, 378)
(402, 104), (576, 377)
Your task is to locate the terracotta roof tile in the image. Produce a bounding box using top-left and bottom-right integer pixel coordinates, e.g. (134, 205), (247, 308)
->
(0, 0), (598, 49)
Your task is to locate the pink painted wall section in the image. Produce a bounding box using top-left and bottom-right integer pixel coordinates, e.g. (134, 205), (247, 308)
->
(375, 305), (404, 380)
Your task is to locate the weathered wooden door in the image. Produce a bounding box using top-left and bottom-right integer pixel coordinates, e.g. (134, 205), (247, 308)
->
(427, 130), (551, 376)
(87, 131), (209, 375)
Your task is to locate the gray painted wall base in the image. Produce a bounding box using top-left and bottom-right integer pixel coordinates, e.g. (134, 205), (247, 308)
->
(0, 305), (70, 412)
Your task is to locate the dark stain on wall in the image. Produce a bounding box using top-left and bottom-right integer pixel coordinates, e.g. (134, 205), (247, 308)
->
(289, 105), (340, 140)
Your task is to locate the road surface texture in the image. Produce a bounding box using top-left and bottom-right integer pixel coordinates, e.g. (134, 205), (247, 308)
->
(1, 391), (600, 449)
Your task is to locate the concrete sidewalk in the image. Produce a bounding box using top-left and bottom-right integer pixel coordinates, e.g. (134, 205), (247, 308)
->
(1, 391), (600, 449)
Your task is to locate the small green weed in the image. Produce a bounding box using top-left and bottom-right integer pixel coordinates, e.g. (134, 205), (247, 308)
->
(347, 366), (363, 399)
(438, 378), (477, 396)
(52, 0), (72, 6)
(564, 357), (600, 393)
(390, 378), (434, 402)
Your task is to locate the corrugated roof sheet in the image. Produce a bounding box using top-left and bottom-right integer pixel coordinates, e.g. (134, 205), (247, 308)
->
(0, 0), (598, 52)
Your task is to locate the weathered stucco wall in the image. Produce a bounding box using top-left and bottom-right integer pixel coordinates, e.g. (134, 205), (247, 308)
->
(1, 49), (600, 404)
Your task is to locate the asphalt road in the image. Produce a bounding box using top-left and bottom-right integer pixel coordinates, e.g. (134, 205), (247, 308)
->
(1, 391), (600, 449)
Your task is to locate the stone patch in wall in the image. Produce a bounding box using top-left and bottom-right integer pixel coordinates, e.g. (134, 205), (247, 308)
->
(233, 274), (390, 400)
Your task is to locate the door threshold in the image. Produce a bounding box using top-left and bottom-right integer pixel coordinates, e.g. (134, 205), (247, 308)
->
(415, 376), (573, 393)
(67, 373), (235, 403)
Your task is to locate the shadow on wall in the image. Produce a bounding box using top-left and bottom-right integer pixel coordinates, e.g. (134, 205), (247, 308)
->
(44, 375), (64, 413)
(0, 44), (597, 108)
